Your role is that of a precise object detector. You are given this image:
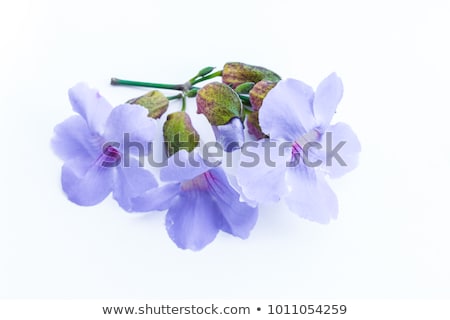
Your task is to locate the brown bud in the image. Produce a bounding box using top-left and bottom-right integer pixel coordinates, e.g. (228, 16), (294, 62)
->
(196, 82), (242, 126)
(246, 111), (268, 140)
(163, 112), (200, 157)
(249, 80), (277, 111)
(127, 90), (169, 119)
(222, 62), (281, 88)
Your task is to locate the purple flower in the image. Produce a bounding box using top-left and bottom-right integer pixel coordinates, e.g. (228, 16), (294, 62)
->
(212, 117), (245, 152)
(52, 83), (158, 211)
(132, 149), (258, 251)
(237, 73), (361, 223)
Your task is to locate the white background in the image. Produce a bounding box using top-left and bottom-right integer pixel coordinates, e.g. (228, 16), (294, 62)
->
(1, 0), (449, 299)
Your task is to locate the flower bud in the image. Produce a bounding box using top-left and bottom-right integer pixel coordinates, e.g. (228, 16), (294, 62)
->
(246, 111), (267, 140)
(163, 112), (200, 157)
(249, 80), (277, 111)
(235, 82), (255, 94)
(185, 88), (198, 98)
(196, 82), (242, 126)
(222, 62), (281, 88)
(196, 66), (215, 77)
(127, 90), (169, 119)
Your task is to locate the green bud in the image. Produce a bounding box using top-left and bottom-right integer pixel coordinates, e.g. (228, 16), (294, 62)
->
(196, 82), (242, 126)
(222, 62), (281, 88)
(249, 80), (277, 111)
(196, 66), (215, 77)
(163, 111), (200, 157)
(127, 90), (169, 119)
(235, 82), (255, 94)
(185, 88), (198, 98)
(246, 111), (268, 140)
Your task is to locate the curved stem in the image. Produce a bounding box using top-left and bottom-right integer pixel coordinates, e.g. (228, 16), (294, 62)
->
(111, 77), (185, 91)
(243, 104), (253, 113)
(238, 94), (251, 105)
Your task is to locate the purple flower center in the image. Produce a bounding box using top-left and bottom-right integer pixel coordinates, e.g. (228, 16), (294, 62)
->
(181, 170), (216, 192)
(291, 141), (302, 156)
(100, 144), (122, 167)
(292, 128), (322, 156)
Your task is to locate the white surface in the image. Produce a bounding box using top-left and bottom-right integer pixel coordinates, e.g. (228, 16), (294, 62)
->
(1, 0), (449, 298)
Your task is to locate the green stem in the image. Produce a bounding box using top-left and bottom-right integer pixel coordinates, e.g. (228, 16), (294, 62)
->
(190, 70), (223, 85)
(243, 104), (253, 113)
(111, 77), (185, 91)
(181, 95), (187, 112)
(167, 93), (183, 101)
(243, 107), (253, 116)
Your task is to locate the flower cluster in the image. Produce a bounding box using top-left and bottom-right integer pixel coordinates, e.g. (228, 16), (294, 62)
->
(52, 62), (361, 250)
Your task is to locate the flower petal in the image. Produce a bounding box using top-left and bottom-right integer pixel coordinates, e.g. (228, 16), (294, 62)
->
(51, 115), (102, 162)
(285, 164), (338, 224)
(235, 140), (290, 203)
(61, 156), (113, 206)
(319, 122), (361, 178)
(259, 78), (316, 141)
(206, 168), (258, 239)
(160, 149), (211, 182)
(211, 117), (244, 152)
(226, 174), (259, 208)
(165, 189), (221, 250)
(103, 104), (158, 156)
(112, 157), (158, 212)
(68, 83), (112, 134)
(131, 183), (180, 212)
(313, 73), (343, 127)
